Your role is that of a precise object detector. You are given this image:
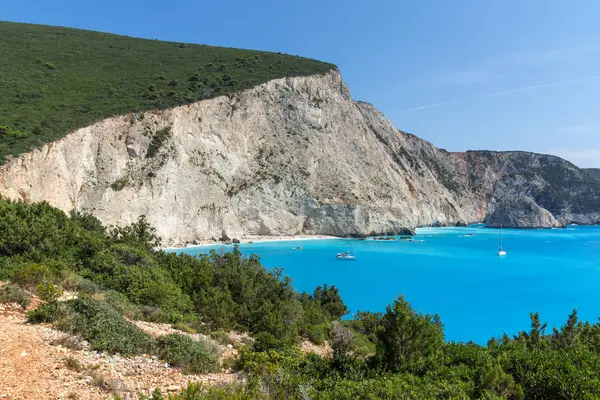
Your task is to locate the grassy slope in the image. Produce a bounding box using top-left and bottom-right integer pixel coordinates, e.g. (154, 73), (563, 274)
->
(0, 21), (336, 164)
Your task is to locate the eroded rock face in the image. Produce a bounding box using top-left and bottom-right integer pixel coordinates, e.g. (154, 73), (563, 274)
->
(486, 197), (565, 228)
(0, 70), (598, 244)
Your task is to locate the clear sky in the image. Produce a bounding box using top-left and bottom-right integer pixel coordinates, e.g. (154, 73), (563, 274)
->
(3, 0), (600, 167)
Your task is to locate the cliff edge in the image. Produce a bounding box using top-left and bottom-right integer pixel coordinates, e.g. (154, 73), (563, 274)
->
(1, 71), (599, 243)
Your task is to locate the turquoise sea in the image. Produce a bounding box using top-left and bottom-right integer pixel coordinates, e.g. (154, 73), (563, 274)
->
(170, 226), (600, 344)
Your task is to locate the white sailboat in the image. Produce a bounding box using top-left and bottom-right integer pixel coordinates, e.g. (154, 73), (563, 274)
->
(336, 237), (357, 261)
(498, 225), (507, 256)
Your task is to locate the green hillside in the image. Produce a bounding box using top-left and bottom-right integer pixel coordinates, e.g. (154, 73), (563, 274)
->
(0, 21), (336, 164)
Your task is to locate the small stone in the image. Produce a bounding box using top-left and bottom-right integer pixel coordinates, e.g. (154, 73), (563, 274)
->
(164, 363), (169, 368)
(20, 351), (28, 357)
(167, 385), (181, 392)
(226, 344), (233, 349)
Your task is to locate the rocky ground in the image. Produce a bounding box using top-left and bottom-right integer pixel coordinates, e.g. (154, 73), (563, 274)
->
(0, 286), (332, 400)
(0, 296), (237, 400)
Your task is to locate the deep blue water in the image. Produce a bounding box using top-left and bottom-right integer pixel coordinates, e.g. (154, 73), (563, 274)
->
(169, 226), (600, 344)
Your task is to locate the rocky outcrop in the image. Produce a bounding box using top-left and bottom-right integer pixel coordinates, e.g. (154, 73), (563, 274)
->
(0, 70), (599, 244)
(486, 197), (564, 228)
(584, 168), (600, 182)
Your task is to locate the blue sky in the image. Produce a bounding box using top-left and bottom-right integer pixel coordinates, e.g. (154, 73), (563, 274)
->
(3, 0), (600, 167)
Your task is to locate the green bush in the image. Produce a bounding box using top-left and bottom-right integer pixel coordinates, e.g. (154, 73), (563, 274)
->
(27, 301), (65, 323)
(12, 263), (52, 288)
(0, 284), (30, 308)
(29, 297), (153, 356)
(70, 298), (154, 355)
(305, 322), (330, 345)
(0, 125), (26, 138)
(145, 127), (171, 158)
(173, 322), (198, 334)
(330, 322), (355, 370)
(58, 270), (85, 291)
(35, 282), (64, 302)
(251, 331), (297, 353)
(102, 290), (144, 320)
(157, 333), (219, 374)
(234, 347), (300, 376)
(110, 177), (129, 191)
(209, 330), (231, 346)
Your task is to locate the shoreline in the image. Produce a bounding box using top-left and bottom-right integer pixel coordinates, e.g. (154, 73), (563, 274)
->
(161, 224), (595, 250)
(163, 235), (341, 250)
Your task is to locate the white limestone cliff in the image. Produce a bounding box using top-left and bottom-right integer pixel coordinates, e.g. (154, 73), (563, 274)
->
(1, 70), (598, 244)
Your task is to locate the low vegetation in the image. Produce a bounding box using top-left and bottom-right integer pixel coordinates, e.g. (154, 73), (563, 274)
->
(28, 297), (154, 355)
(0, 21), (336, 164)
(157, 334), (220, 374)
(3, 197), (600, 398)
(145, 127), (172, 158)
(0, 284), (30, 308)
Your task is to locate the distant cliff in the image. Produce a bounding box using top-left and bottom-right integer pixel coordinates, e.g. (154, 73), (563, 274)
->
(1, 70), (599, 244)
(486, 197), (564, 229)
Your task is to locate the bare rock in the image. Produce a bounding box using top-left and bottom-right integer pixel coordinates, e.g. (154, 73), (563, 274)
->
(486, 197), (565, 229)
(0, 71), (598, 239)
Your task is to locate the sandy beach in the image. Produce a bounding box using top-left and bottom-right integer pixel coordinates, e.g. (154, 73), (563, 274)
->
(163, 235), (340, 250)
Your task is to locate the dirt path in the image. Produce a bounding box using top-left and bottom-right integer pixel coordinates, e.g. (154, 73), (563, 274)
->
(0, 301), (236, 400)
(0, 303), (104, 400)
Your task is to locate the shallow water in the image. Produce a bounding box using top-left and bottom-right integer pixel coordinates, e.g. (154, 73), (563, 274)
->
(170, 226), (600, 344)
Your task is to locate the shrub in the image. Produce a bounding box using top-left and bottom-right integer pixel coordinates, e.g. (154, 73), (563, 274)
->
(29, 297), (153, 356)
(58, 270), (85, 291)
(157, 333), (220, 374)
(0, 125), (26, 138)
(69, 210), (105, 233)
(89, 370), (105, 387)
(209, 330), (230, 345)
(252, 331), (296, 353)
(110, 177), (129, 191)
(12, 263), (52, 288)
(103, 290), (143, 320)
(330, 322), (355, 369)
(174, 322), (197, 335)
(350, 330), (377, 357)
(27, 302), (61, 323)
(234, 347), (299, 376)
(36, 282), (64, 302)
(70, 298), (154, 355)
(0, 284), (30, 308)
(58, 270), (99, 294)
(305, 322), (330, 345)
(145, 127), (171, 158)
(64, 356), (83, 372)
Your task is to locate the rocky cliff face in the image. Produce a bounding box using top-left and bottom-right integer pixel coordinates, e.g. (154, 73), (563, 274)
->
(1, 71), (599, 243)
(486, 197), (564, 228)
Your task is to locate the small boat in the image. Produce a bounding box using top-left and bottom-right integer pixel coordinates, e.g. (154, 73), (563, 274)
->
(336, 237), (357, 261)
(293, 246), (303, 250)
(464, 233), (473, 237)
(336, 251), (356, 260)
(498, 225), (507, 256)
